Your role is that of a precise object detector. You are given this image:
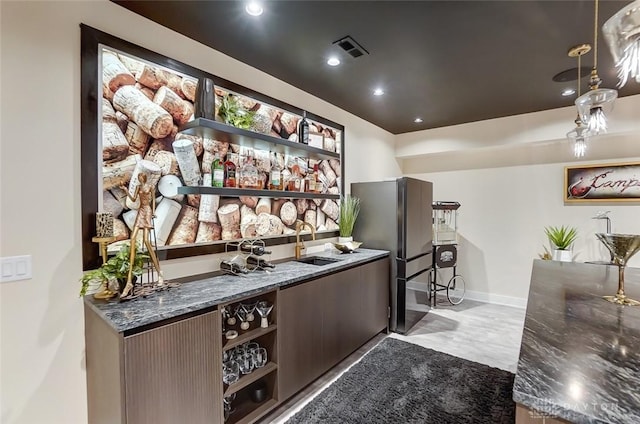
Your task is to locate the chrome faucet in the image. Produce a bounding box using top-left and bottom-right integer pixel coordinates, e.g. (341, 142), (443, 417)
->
(295, 221), (316, 259)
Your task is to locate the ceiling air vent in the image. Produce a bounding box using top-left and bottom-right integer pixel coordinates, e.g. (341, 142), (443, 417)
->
(333, 36), (369, 58)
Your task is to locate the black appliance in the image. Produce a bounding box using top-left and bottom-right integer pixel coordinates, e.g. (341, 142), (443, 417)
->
(351, 177), (433, 334)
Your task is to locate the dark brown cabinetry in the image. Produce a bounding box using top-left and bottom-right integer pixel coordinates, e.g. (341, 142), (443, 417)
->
(84, 255), (389, 424)
(278, 257), (390, 400)
(85, 310), (222, 424)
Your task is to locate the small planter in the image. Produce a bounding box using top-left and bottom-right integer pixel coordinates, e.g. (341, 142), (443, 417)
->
(552, 249), (573, 262)
(338, 236), (353, 244)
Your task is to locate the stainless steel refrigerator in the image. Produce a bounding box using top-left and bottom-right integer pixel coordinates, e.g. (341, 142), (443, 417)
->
(351, 177), (433, 334)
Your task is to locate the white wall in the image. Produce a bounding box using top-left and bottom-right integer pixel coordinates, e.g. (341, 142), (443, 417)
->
(0, 2), (398, 423)
(401, 96), (640, 306)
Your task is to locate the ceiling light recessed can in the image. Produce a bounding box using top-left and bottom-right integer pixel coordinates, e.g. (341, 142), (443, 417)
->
(414, 118), (423, 123)
(327, 57), (340, 66)
(373, 88), (384, 96)
(562, 88), (576, 97)
(245, 1), (263, 16)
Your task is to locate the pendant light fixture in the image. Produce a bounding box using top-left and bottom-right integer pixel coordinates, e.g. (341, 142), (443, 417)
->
(575, 0), (618, 135)
(567, 44), (595, 158)
(603, 0), (640, 87)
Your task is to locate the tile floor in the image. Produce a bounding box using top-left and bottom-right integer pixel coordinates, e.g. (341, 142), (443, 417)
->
(260, 297), (526, 423)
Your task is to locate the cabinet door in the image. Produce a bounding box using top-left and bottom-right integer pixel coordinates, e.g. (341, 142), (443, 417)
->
(278, 279), (324, 400)
(322, 266), (362, 368)
(124, 311), (222, 424)
(359, 257), (390, 340)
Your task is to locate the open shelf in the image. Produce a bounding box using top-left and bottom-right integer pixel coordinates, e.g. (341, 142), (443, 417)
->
(224, 362), (277, 397)
(223, 325), (277, 352)
(226, 398), (278, 424)
(178, 186), (340, 200)
(179, 118), (340, 161)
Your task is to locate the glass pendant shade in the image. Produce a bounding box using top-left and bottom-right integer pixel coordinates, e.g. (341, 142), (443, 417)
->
(603, 0), (640, 87)
(575, 87), (617, 134)
(567, 124), (594, 158)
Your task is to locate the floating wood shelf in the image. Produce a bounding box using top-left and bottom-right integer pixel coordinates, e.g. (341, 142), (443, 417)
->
(179, 118), (340, 161)
(178, 186), (340, 200)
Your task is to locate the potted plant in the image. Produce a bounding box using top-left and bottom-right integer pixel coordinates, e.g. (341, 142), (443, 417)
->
(79, 242), (149, 297)
(217, 94), (255, 130)
(338, 194), (361, 243)
(544, 225), (578, 262)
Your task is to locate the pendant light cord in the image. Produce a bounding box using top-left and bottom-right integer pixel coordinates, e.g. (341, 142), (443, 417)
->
(593, 0), (599, 71)
(578, 53), (582, 97)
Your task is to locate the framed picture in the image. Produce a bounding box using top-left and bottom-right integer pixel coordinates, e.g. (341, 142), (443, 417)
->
(564, 161), (640, 202)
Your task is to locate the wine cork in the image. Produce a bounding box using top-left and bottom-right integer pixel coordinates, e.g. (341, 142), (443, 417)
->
(96, 212), (114, 238)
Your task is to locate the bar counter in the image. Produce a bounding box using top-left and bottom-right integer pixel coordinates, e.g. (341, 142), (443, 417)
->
(513, 260), (640, 423)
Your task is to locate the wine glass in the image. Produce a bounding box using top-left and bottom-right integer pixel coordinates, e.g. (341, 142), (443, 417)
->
(256, 301), (273, 328)
(596, 233), (640, 306)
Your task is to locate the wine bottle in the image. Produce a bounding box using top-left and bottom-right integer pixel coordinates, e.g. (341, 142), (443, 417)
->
(194, 77), (215, 120)
(246, 256), (276, 269)
(240, 243), (272, 256)
(211, 152), (224, 187)
(298, 111), (309, 144)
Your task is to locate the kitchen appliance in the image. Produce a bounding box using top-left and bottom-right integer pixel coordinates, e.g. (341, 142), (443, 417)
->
(352, 177), (433, 334)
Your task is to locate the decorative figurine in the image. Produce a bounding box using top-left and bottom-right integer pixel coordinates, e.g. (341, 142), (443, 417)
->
(121, 172), (166, 298)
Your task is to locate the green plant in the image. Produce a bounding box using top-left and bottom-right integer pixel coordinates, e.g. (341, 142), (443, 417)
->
(544, 225), (578, 250)
(79, 242), (149, 296)
(217, 94), (255, 129)
(339, 194), (361, 238)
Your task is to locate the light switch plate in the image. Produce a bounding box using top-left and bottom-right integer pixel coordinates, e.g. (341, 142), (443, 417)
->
(0, 255), (32, 283)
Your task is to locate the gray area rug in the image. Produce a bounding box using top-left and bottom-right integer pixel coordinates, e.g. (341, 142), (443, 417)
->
(285, 338), (515, 424)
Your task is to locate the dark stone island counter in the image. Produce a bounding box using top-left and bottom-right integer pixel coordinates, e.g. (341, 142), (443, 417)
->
(84, 248), (389, 334)
(514, 260), (640, 423)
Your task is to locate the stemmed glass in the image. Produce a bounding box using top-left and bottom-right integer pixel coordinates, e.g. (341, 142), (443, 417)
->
(596, 233), (640, 306)
(256, 301), (273, 328)
(241, 301), (258, 322)
(235, 306), (250, 330)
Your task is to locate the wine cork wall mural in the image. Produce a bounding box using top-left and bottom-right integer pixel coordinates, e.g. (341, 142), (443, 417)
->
(95, 44), (343, 254)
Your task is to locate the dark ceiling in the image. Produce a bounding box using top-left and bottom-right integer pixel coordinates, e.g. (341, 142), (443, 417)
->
(114, 0), (640, 134)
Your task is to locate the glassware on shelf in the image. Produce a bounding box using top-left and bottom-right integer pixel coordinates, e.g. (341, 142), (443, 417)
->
(222, 360), (240, 385)
(596, 233), (640, 306)
(223, 393), (236, 422)
(237, 352), (255, 375)
(251, 347), (268, 368)
(287, 164), (302, 192)
(256, 301), (274, 328)
(241, 301), (258, 322)
(235, 306), (251, 330)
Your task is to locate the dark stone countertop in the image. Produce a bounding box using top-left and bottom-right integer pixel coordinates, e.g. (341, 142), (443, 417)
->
(513, 259), (640, 423)
(84, 248), (389, 334)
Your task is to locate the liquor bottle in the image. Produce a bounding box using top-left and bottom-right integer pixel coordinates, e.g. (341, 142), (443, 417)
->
(298, 111), (309, 144)
(304, 170), (315, 193)
(269, 153), (283, 190)
(287, 164), (302, 192)
(223, 155), (236, 188)
(211, 152), (224, 187)
(312, 164), (321, 193)
(239, 154), (259, 189)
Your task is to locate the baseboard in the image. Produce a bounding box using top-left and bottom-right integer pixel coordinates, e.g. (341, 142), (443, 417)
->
(406, 281), (527, 309)
(464, 290), (527, 309)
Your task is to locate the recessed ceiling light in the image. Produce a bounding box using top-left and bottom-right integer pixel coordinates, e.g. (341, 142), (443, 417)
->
(373, 88), (384, 96)
(327, 57), (340, 66)
(562, 88), (576, 97)
(414, 118), (423, 123)
(245, 1), (263, 16)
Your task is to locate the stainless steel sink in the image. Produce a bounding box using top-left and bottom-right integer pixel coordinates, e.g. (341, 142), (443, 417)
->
(295, 256), (342, 266)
